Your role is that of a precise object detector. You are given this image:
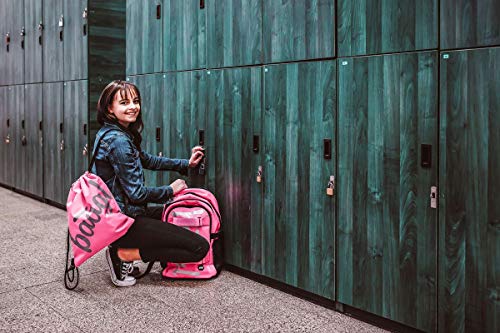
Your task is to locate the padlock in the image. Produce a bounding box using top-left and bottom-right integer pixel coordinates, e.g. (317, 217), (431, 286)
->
(326, 175), (335, 196)
(158, 151), (163, 157)
(5, 135), (10, 144)
(82, 144), (88, 156)
(256, 166), (263, 183)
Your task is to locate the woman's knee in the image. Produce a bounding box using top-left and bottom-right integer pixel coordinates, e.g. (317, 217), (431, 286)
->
(193, 237), (210, 261)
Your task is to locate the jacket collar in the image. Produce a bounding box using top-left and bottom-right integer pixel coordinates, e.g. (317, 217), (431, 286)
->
(101, 122), (134, 139)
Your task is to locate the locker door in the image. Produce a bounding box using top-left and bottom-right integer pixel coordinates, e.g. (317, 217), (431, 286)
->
(43, 0), (64, 82)
(163, 0), (205, 71)
(127, 74), (164, 188)
(13, 86), (26, 191)
(0, 1), (6, 86)
(207, 67), (262, 272)
(207, 0), (261, 68)
(126, 0), (162, 75)
(24, 0), (44, 83)
(441, 0), (500, 49)
(0, 87), (8, 185)
(337, 0), (438, 57)
(164, 70), (207, 188)
(439, 48), (500, 333)
(262, 61), (336, 298)
(43, 82), (64, 204)
(64, 0), (88, 80)
(263, 0), (334, 63)
(2, 0), (15, 85)
(24, 84), (44, 197)
(4, 87), (16, 187)
(11, 0), (25, 85)
(337, 52), (438, 331)
(63, 80), (88, 194)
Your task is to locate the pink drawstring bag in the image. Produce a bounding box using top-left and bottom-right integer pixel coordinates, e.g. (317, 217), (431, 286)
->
(64, 131), (135, 290)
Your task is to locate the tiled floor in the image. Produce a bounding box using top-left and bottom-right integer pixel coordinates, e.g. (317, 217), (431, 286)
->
(0, 187), (387, 332)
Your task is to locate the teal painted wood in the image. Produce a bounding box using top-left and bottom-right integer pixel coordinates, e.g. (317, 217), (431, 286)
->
(441, 0), (500, 49)
(13, 86), (26, 191)
(163, 0), (205, 71)
(43, 0), (64, 82)
(126, 0), (162, 75)
(64, 0), (88, 80)
(63, 80), (88, 194)
(207, 0), (262, 68)
(263, 0), (334, 63)
(263, 61), (336, 299)
(439, 47), (500, 333)
(337, 0), (438, 57)
(128, 74), (164, 188)
(0, 87), (7, 184)
(337, 52), (438, 331)
(24, 84), (44, 197)
(164, 71), (207, 188)
(43, 82), (64, 204)
(24, 0), (44, 84)
(207, 67), (262, 271)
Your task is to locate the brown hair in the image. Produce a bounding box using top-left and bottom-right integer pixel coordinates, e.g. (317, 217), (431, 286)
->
(97, 80), (144, 149)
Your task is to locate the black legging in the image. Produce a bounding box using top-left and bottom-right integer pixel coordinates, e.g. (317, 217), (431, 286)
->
(113, 206), (209, 263)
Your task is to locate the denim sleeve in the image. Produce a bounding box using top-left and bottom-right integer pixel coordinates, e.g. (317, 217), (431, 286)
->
(106, 135), (174, 204)
(140, 151), (189, 175)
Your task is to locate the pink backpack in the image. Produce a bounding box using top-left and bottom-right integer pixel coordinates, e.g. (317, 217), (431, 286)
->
(160, 188), (223, 279)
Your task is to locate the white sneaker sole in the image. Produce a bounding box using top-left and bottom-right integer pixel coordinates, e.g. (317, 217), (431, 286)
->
(105, 248), (136, 287)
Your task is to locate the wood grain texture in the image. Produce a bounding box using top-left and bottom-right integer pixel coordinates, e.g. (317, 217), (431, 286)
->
(207, 67), (262, 271)
(337, 52), (438, 331)
(24, 0), (43, 84)
(263, 61), (336, 299)
(163, 0), (206, 71)
(42, 82), (64, 204)
(43, 0), (64, 82)
(64, 0), (88, 80)
(441, 0), (500, 49)
(337, 0), (438, 57)
(439, 47), (500, 333)
(13, 86), (26, 191)
(0, 1), (6, 86)
(24, 84), (44, 197)
(0, 87), (7, 184)
(207, 0), (262, 68)
(126, 0), (162, 75)
(263, 0), (334, 63)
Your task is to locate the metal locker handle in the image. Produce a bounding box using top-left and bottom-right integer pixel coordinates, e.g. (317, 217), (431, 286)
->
(198, 129), (205, 146)
(200, 0), (205, 9)
(253, 135), (259, 153)
(156, 4), (161, 19)
(82, 144), (88, 156)
(20, 27), (25, 49)
(38, 22), (43, 45)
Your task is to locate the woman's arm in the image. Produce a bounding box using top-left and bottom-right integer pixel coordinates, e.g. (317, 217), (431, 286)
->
(140, 151), (189, 175)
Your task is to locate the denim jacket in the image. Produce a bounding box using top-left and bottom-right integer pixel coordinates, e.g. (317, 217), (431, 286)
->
(91, 122), (189, 217)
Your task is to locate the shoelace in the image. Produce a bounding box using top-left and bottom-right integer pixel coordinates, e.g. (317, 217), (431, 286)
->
(121, 262), (134, 277)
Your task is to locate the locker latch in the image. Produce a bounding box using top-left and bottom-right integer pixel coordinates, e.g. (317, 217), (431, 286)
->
(83, 8), (88, 36)
(430, 186), (437, 209)
(158, 152), (163, 157)
(82, 144), (88, 156)
(38, 22), (44, 45)
(5, 134), (10, 144)
(82, 8), (88, 19)
(326, 176), (335, 196)
(5, 32), (10, 52)
(59, 15), (64, 41)
(21, 135), (27, 146)
(20, 27), (25, 49)
(60, 139), (65, 151)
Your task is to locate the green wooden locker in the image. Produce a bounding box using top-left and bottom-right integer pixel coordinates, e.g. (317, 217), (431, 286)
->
(64, 0), (88, 80)
(439, 48), (500, 333)
(164, 70), (207, 188)
(126, 0), (162, 75)
(441, 0), (500, 49)
(337, 0), (438, 57)
(207, 67), (262, 272)
(0, 87), (8, 184)
(24, 84), (44, 197)
(337, 52), (438, 331)
(43, 82), (65, 204)
(24, 0), (44, 84)
(163, 0), (206, 71)
(43, 0), (64, 82)
(262, 61), (336, 299)
(63, 80), (88, 194)
(127, 74), (164, 188)
(263, 0), (334, 63)
(3, 0), (25, 85)
(13, 86), (26, 191)
(207, 0), (261, 68)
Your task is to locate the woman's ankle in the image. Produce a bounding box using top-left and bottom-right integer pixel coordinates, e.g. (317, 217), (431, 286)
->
(117, 248), (141, 262)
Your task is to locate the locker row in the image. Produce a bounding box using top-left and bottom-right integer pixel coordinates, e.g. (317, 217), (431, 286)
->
(126, 0), (500, 75)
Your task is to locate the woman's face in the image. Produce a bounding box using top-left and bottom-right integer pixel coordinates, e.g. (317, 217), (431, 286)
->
(108, 88), (140, 128)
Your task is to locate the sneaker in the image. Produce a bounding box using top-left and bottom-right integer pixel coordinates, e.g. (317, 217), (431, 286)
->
(105, 247), (136, 287)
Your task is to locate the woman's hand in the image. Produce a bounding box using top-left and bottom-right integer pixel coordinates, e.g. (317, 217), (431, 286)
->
(170, 179), (187, 195)
(189, 146), (205, 168)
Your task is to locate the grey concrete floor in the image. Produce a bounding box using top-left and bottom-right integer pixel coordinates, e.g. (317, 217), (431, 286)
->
(0, 187), (388, 333)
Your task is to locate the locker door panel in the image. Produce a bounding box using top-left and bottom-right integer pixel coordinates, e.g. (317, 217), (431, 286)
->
(43, 82), (64, 204)
(4, 87), (16, 187)
(263, 61), (336, 299)
(13, 86), (26, 191)
(207, 0), (261, 68)
(24, 84), (44, 197)
(439, 48), (500, 333)
(337, 52), (438, 331)
(163, 0), (205, 71)
(337, 0), (438, 57)
(126, 0), (162, 75)
(207, 67), (262, 272)
(11, 0), (25, 85)
(0, 1), (6, 85)
(24, 0), (44, 83)
(64, 0), (88, 80)
(263, 0), (334, 63)
(63, 80), (88, 195)
(0, 87), (8, 185)
(43, 0), (64, 82)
